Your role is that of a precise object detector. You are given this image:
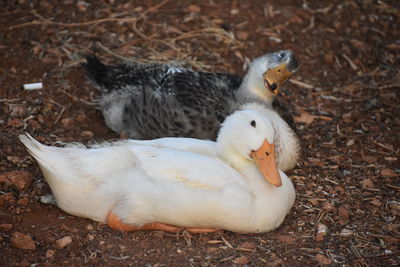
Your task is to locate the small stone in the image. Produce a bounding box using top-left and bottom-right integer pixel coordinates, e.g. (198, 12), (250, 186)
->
(85, 224), (94, 231)
(45, 249), (56, 258)
(60, 224), (78, 233)
(277, 234), (297, 243)
(187, 4), (201, 13)
(177, 248), (184, 254)
(28, 119), (41, 130)
(236, 31), (250, 41)
(7, 156), (23, 165)
(9, 104), (27, 117)
(77, 1), (88, 12)
(7, 118), (23, 128)
(206, 247), (218, 253)
(239, 241), (256, 250)
(361, 178), (374, 189)
(340, 228), (353, 236)
(315, 254), (332, 265)
(0, 192), (15, 205)
(230, 9), (239, 15)
(323, 53), (334, 64)
(0, 223), (13, 232)
(80, 130), (94, 139)
(17, 197), (29, 205)
(322, 202), (334, 212)
(370, 199), (382, 206)
(317, 223), (328, 234)
(61, 118), (74, 128)
(40, 194), (56, 205)
(75, 114), (88, 123)
(0, 170), (33, 191)
(19, 259), (31, 267)
(11, 232), (36, 250)
(338, 206), (349, 220)
(152, 231), (164, 239)
(233, 256), (249, 265)
(269, 253), (283, 266)
(316, 223), (327, 241)
(55, 236), (72, 249)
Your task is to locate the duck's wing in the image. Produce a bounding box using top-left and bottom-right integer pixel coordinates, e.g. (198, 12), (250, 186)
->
(126, 137), (217, 158)
(127, 143), (248, 191)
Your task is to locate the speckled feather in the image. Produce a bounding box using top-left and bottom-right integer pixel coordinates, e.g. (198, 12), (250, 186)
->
(82, 53), (297, 140)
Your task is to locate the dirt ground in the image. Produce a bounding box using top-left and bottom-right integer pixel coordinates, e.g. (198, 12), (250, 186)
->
(0, 0), (399, 266)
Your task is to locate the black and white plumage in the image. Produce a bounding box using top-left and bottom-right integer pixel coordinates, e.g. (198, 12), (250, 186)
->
(82, 50), (299, 140)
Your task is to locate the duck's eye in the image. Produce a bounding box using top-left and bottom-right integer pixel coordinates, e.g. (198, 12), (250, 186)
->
(265, 151), (270, 156)
(251, 120), (256, 128)
(277, 69), (281, 73)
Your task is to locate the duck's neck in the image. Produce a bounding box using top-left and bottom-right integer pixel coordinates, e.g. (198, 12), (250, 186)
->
(217, 145), (274, 190)
(236, 67), (275, 106)
(239, 103), (300, 172)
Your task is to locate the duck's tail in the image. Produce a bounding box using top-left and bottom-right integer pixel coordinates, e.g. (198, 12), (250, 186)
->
(18, 134), (66, 185)
(81, 54), (111, 93)
(19, 134), (49, 164)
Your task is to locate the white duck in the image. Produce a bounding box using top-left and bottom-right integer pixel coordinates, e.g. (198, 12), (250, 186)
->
(19, 110), (295, 234)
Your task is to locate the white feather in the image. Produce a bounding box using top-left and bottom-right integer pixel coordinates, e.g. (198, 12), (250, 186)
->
(19, 110), (295, 233)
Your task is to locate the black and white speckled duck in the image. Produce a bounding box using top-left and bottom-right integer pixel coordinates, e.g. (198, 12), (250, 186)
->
(82, 50), (298, 138)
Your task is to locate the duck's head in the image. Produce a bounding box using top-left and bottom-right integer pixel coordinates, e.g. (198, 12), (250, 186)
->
(216, 110), (282, 187)
(244, 50), (298, 102)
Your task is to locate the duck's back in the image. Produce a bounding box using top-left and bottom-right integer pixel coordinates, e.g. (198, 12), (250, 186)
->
(82, 56), (242, 140)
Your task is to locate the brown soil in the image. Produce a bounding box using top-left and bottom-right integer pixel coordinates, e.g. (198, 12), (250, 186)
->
(1, 0), (399, 266)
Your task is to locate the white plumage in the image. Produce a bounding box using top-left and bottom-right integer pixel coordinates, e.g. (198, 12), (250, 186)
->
(20, 110), (295, 233)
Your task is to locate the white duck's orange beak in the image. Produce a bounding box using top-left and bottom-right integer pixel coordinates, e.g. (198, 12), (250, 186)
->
(263, 63), (293, 95)
(250, 139), (282, 187)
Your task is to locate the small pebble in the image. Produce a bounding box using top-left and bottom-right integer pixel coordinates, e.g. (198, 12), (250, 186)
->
(233, 256), (249, 265)
(11, 232), (36, 250)
(0, 170), (33, 191)
(40, 194), (56, 205)
(80, 130), (94, 139)
(55, 236), (72, 249)
(187, 4), (201, 13)
(0, 223), (13, 232)
(45, 249), (55, 258)
(9, 104), (27, 117)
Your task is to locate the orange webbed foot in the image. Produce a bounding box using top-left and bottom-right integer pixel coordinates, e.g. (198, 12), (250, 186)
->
(106, 211), (220, 233)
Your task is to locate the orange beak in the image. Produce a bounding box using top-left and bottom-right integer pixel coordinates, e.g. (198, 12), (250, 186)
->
(263, 63), (293, 95)
(250, 139), (282, 187)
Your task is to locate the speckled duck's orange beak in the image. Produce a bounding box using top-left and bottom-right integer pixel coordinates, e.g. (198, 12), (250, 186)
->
(250, 139), (282, 187)
(263, 63), (293, 95)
